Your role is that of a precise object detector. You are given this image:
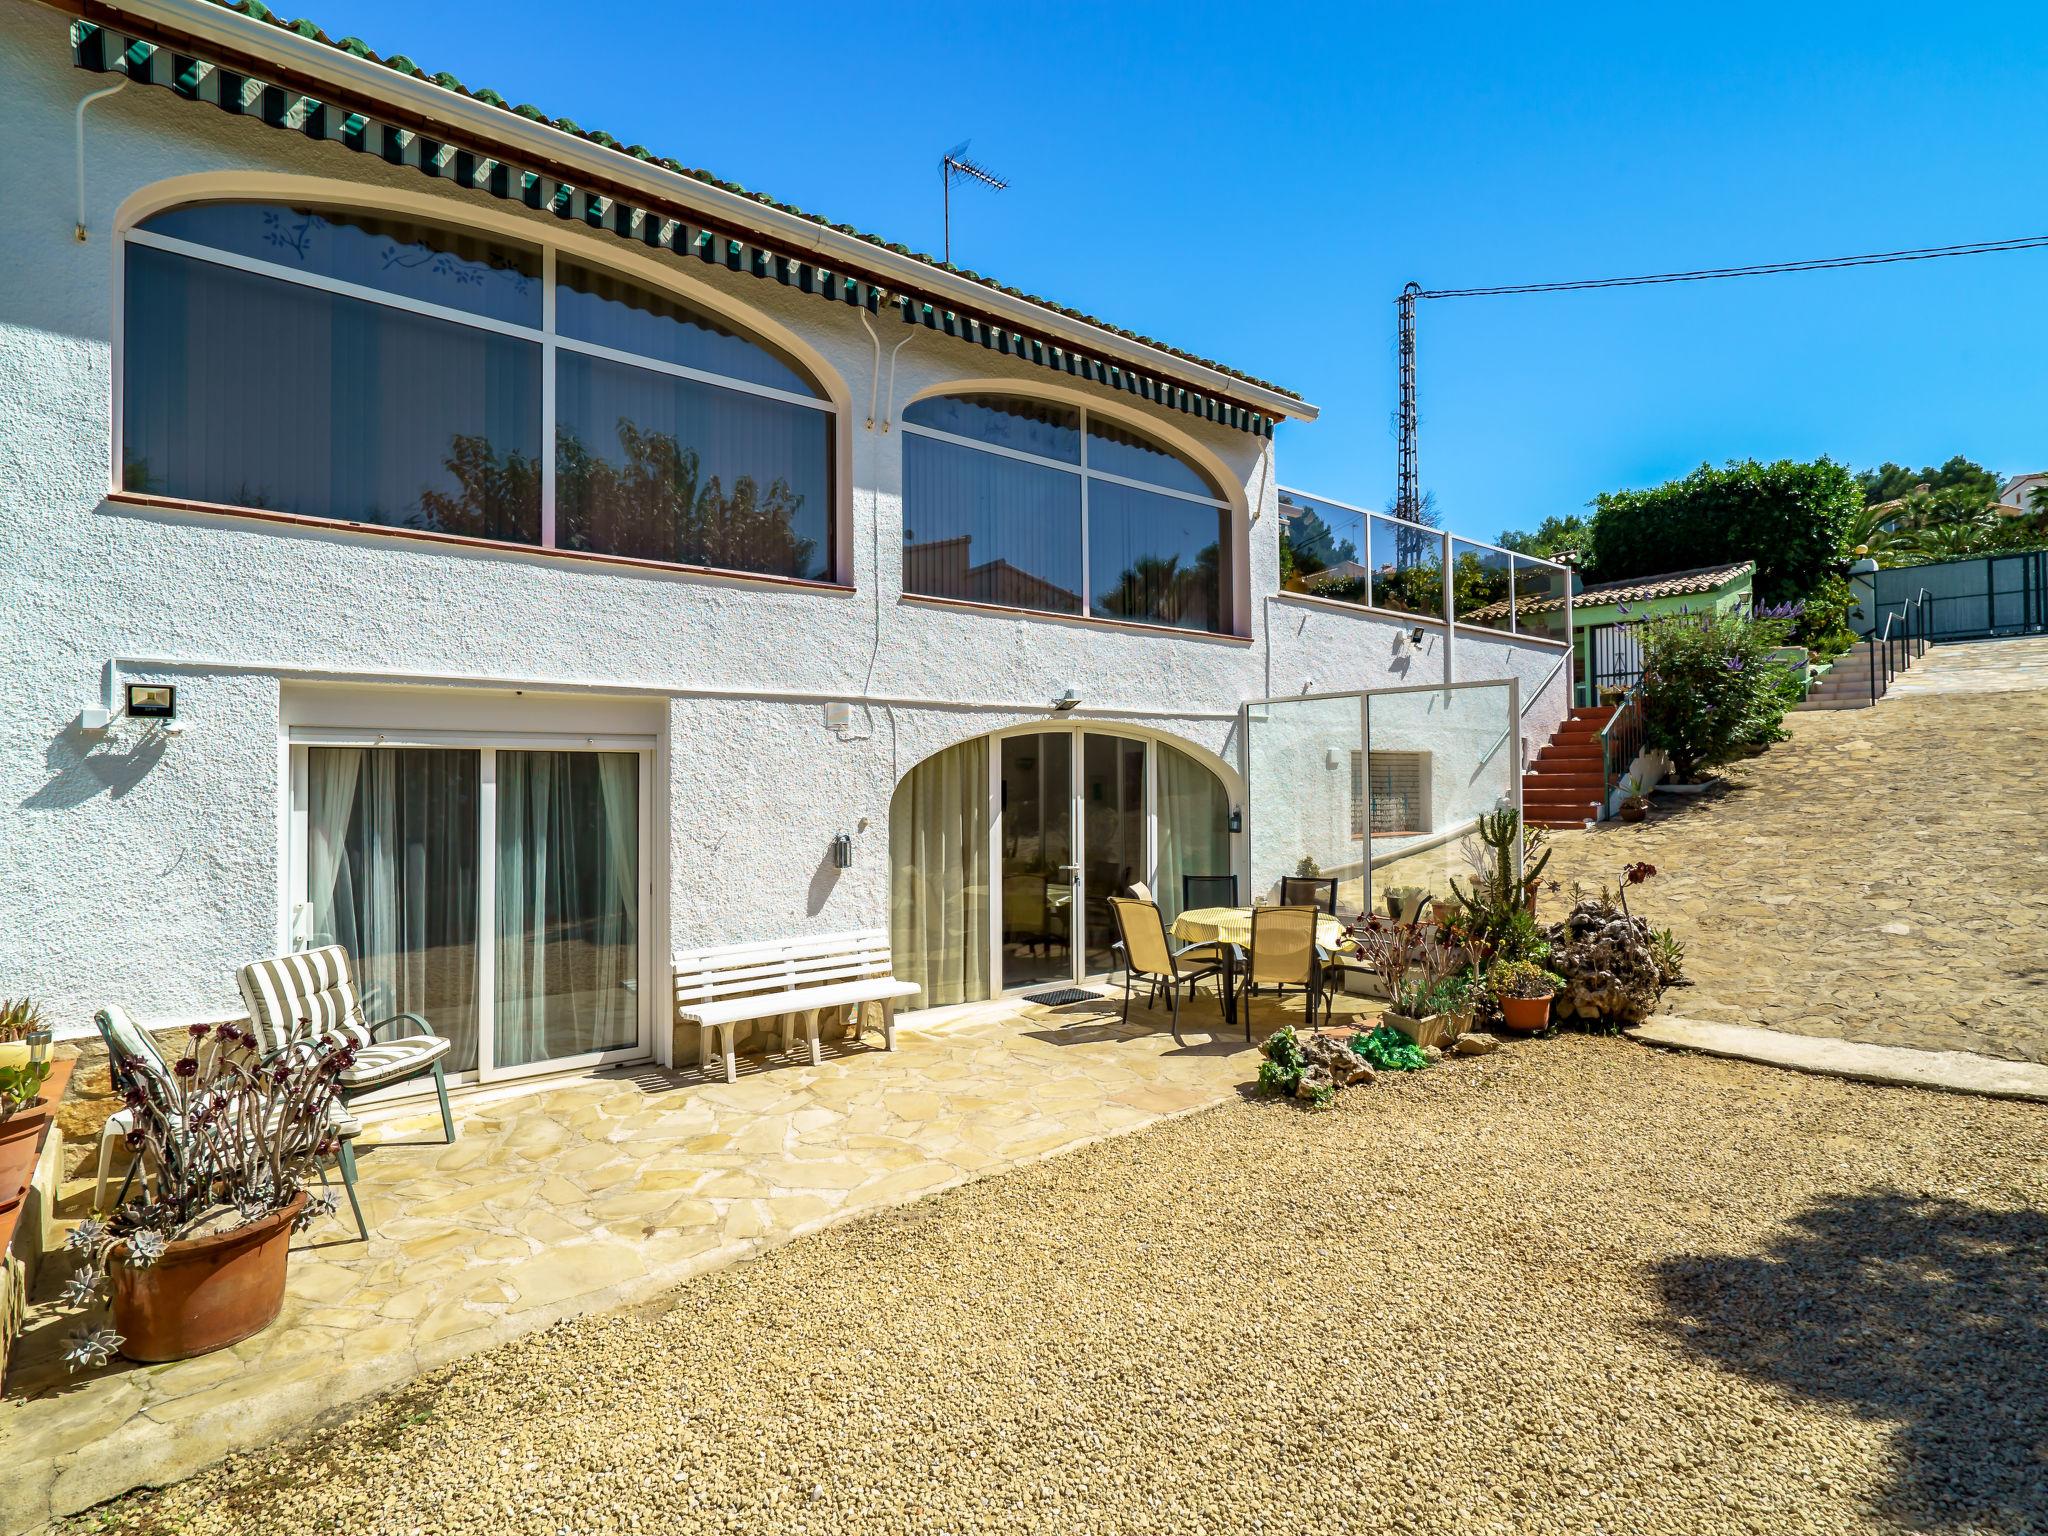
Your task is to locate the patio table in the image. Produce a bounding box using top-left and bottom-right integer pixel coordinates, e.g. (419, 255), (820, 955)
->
(1170, 906), (1349, 1030)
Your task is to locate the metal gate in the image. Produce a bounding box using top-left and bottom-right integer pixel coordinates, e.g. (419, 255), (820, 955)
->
(1585, 621), (1644, 697)
(1871, 552), (2048, 641)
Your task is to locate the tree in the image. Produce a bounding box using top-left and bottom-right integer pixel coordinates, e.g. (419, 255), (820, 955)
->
(1497, 513), (1591, 561)
(1587, 458), (1859, 611)
(1855, 455), (2000, 507)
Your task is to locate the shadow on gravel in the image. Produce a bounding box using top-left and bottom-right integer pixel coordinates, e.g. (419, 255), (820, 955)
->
(1651, 1193), (2047, 1532)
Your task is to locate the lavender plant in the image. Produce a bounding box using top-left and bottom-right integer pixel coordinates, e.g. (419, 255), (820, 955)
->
(60, 1020), (353, 1367)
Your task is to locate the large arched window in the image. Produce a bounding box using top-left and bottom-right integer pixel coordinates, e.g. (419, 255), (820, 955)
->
(900, 393), (1232, 633)
(120, 201), (835, 581)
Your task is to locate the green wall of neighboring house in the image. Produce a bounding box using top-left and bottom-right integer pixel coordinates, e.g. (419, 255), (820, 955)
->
(1572, 570), (1754, 705)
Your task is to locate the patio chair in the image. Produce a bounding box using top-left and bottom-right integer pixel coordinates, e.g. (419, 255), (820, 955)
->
(92, 1006), (367, 1238)
(236, 946), (456, 1145)
(1279, 876), (1339, 915)
(1181, 873), (1239, 910)
(1107, 896), (1228, 1047)
(1125, 880), (1155, 903)
(1247, 904), (1324, 1030)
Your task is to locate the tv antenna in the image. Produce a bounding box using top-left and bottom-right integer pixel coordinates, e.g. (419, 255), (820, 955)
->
(940, 142), (1008, 265)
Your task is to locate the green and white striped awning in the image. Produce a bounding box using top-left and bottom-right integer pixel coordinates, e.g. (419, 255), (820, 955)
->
(72, 20), (1279, 439)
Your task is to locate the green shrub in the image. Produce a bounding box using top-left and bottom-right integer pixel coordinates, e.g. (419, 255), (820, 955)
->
(1588, 458), (1859, 613)
(1256, 1026), (1306, 1096)
(1639, 607), (1800, 781)
(1351, 1024), (1431, 1072)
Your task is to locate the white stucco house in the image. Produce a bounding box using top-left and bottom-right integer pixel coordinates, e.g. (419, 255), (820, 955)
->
(0, 0), (1573, 1090)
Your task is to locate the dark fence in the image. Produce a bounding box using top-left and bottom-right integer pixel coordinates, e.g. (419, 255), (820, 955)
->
(1870, 552), (2048, 642)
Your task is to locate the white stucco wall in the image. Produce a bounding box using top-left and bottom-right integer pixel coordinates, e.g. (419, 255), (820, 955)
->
(0, 1), (1569, 1038)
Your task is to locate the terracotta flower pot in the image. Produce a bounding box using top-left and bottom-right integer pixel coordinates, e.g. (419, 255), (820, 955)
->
(1620, 802), (1647, 824)
(110, 1192), (305, 1363)
(0, 1096), (51, 1151)
(1499, 993), (1555, 1033)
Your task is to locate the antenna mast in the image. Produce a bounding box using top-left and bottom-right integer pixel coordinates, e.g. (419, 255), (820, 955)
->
(940, 142), (1008, 265)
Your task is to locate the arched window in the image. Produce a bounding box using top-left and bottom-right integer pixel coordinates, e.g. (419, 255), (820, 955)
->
(120, 200), (835, 581)
(900, 394), (1232, 633)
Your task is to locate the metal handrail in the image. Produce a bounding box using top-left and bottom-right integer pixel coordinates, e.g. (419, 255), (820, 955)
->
(1598, 676), (1646, 802)
(1477, 645), (1571, 772)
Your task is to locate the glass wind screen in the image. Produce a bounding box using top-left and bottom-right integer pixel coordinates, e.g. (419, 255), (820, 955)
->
(140, 203), (541, 326)
(305, 747), (482, 1074)
(1245, 693), (1366, 915)
(902, 394), (1081, 462)
(1279, 493), (1370, 606)
(495, 751), (640, 1069)
(1089, 480), (1228, 631)
(1366, 513), (1445, 620)
(902, 432), (1083, 613)
(1513, 557), (1572, 641)
(124, 243), (542, 540)
(1086, 415), (1215, 497)
(556, 261), (823, 398)
(555, 350), (831, 577)
(1451, 540), (1516, 634)
(1364, 683), (1517, 918)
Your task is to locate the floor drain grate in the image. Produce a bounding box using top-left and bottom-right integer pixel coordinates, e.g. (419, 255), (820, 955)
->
(1023, 988), (1104, 1007)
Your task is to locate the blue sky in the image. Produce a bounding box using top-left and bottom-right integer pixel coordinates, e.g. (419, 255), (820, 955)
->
(318, 0), (2046, 542)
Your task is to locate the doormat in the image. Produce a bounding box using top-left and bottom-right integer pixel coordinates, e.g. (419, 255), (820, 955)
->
(1023, 988), (1104, 1007)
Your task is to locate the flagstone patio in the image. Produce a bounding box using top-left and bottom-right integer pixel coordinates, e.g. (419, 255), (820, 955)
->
(1, 989), (1345, 1532)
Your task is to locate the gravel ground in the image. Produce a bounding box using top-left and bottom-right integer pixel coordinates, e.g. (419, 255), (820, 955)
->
(77, 1037), (2047, 1536)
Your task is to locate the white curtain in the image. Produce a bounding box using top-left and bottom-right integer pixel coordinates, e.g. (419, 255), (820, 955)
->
(496, 751), (639, 1070)
(890, 738), (990, 1008)
(1154, 743), (1231, 926)
(305, 747), (480, 1071)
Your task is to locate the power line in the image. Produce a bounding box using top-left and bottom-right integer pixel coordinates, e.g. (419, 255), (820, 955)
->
(1410, 233), (2048, 301)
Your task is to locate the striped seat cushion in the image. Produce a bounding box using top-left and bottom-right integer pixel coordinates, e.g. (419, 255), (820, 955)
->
(236, 947), (373, 1055)
(338, 1033), (451, 1090)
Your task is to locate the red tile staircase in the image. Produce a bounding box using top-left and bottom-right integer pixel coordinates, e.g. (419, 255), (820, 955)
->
(1521, 705), (1615, 830)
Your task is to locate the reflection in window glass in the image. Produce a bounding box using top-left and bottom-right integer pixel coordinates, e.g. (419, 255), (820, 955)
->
(902, 394), (1082, 462)
(1366, 513), (1444, 620)
(555, 262), (823, 398)
(124, 243), (542, 541)
(140, 202), (541, 326)
(1452, 539), (1516, 634)
(1086, 415), (1215, 497)
(902, 433), (1082, 613)
(556, 351), (831, 578)
(1089, 480), (1227, 632)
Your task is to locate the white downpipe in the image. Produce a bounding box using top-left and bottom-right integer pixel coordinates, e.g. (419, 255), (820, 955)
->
(75, 77), (129, 240)
(879, 331), (915, 431)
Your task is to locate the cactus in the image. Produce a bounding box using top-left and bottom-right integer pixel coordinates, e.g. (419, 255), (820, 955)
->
(1449, 803), (1549, 929)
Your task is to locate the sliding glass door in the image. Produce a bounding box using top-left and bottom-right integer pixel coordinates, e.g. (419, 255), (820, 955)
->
(296, 740), (649, 1086)
(890, 727), (1234, 1000)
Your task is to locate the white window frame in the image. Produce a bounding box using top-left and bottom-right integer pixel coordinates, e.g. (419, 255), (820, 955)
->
(118, 205), (836, 575)
(286, 728), (657, 1095)
(901, 399), (1234, 632)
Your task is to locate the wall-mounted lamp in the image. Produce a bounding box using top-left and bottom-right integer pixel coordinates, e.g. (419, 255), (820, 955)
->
(1051, 689), (1081, 712)
(831, 832), (854, 869)
(1407, 626), (1426, 646)
(822, 701), (852, 732)
(127, 683), (177, 719)
(1228, 806), (1243, 834)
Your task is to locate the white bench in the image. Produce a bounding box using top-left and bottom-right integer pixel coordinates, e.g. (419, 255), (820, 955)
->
(671, 928), (920, 1084)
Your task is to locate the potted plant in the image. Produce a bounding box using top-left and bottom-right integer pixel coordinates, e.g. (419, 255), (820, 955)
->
(1489, 959), (1563, 1033)
(1618, 774), (1650, 823)
(58, 1022), (354, 1368)
(0, 998), (55, 1152)
(1353, 916), (1463, 1049)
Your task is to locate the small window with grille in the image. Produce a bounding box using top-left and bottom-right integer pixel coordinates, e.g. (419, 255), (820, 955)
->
(1350, 751), (1430, 838)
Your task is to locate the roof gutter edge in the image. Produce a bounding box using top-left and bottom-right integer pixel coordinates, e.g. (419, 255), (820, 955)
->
(86, 0), (1318, 423)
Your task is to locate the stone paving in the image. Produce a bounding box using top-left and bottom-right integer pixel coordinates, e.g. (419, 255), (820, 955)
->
(1542, 639), (2048, 1065)
(0, 987), (1359, 1532)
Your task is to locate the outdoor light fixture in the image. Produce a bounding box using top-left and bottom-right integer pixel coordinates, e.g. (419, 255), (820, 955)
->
(1407, 626), (1426, 646)
(1052, 689), (1081, 712)
(1228, 806), (1243, 834)
(126, 683), (176, 719)
(831, 833), (854, 870)
(822, 701), (852, 732)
